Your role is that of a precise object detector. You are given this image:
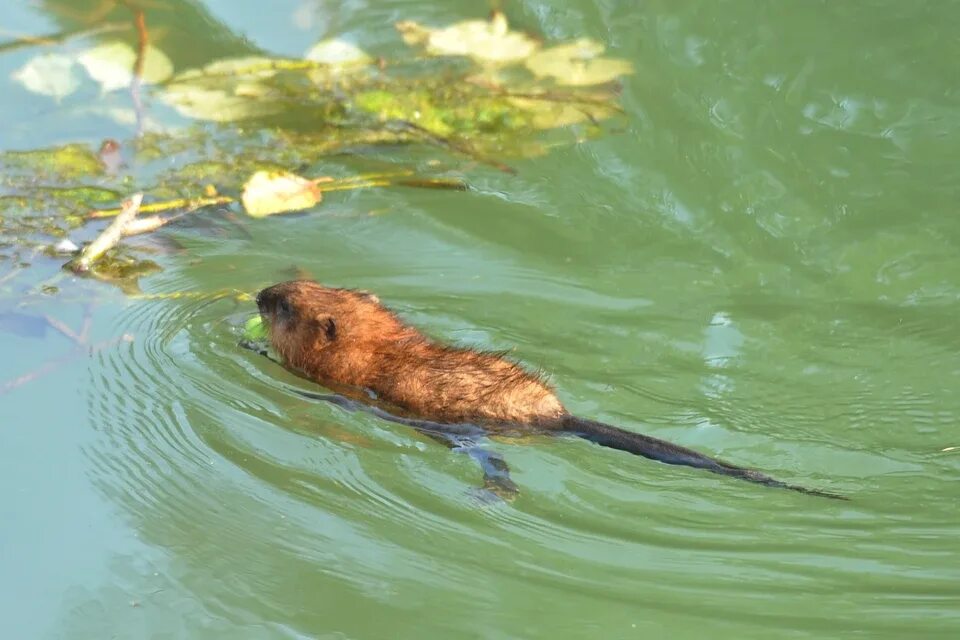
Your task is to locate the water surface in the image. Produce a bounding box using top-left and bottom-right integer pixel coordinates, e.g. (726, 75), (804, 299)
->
(1, 1), (958, 638)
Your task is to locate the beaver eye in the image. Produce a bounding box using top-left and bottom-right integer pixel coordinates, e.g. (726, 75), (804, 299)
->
(278, 299), (292, 317)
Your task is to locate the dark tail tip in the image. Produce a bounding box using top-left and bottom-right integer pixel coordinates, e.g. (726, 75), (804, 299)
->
(786, 484), (849, 501)
(739, 469), (848, 500)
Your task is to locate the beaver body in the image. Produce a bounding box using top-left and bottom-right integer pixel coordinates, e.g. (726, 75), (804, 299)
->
(256, 280), (842, 499)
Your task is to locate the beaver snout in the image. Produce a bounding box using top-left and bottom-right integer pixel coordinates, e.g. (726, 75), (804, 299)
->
(256, 285), (293, 323)
(256, 285), (283, 312)
(255, 288), (269, 311)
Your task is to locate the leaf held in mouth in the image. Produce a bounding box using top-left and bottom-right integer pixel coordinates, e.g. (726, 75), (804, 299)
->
(243, 316), (268, 341)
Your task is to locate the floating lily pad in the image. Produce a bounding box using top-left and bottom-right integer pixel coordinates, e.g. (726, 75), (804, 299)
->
(396, 11), (539, 64)
(525, 38), (632, 86)
(161, 85), (281, 122)
(78, 41), (174, 92)
(160, 56), (309, 122)
(305, 39), (372, 67)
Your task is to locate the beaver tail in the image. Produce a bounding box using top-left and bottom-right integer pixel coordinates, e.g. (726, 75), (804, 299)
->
(560, 415), (846, 500)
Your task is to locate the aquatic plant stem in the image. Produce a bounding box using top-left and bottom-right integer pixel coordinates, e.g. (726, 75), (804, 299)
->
(87, 196), (234, 219)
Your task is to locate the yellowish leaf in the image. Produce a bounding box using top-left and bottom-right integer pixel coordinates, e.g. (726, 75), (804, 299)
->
(241, 170), (324, 217)
(396, 11), (539, 65)
(161, 85), (279, 122)
(525, 38), (632, 86)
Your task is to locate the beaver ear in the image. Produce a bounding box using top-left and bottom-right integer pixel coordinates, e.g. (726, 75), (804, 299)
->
(313, 315), (336, 340)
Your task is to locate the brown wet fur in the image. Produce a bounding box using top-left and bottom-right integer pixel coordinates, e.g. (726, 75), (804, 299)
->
(257, 280), (564, 426)
(256, 280), (845, 499)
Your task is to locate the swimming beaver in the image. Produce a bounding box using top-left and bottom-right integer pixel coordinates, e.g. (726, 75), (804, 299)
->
(255, 280), (844, 500)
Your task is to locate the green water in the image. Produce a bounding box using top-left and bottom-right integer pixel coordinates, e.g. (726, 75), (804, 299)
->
(2, 1), (959, 638)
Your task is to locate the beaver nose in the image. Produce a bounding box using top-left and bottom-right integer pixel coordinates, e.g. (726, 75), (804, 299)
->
(255, 288), (272, 311)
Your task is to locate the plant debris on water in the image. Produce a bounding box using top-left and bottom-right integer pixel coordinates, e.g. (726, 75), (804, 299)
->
(1, 9), (631, 298)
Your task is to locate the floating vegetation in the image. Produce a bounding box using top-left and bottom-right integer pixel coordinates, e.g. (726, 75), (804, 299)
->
(3, 144), (106, 180)
(240, 171), (327, 218)
(78, 41), (173, 91)
(525, 39), (633, 87)
(67, 194), (143, 273)
(396, 12), (540, 64)
(1, 9), (631, 302)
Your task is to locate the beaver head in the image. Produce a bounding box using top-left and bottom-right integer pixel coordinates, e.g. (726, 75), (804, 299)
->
(256, 280), (405, 377)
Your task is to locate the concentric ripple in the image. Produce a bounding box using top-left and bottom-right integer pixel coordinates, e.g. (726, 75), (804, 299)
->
(75, 274), (960, 638)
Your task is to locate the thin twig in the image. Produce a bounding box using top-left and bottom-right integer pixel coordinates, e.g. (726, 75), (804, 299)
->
(121, 199), (211, 237)
(318, 177), (468, 193)
(395, 177), (468, 191)
(319, 180), (393, 193)
(332, 170), (414, 182)
(122, 215), (169, 237)
(68, 193), (143, 273)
